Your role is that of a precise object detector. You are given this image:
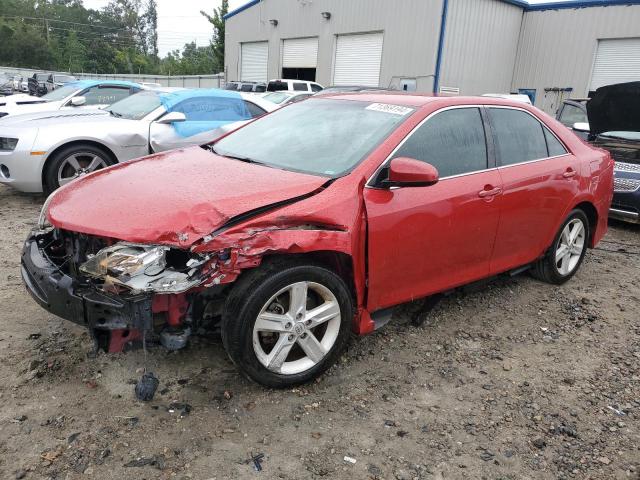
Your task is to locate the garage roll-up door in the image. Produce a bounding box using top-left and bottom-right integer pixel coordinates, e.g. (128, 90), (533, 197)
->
(333, 32), (383, 87)
(282, 37), (318, 68)
(590, 38), (640, 91)
(241, 41), (268, 82)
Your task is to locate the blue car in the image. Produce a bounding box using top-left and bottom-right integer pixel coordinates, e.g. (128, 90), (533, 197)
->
(587, 82), (640, 224)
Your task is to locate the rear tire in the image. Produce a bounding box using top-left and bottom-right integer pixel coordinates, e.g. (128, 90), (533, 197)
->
(221, 259), (353, 388)
(43, 144), (114, 194)
(530, 209), (589, 285)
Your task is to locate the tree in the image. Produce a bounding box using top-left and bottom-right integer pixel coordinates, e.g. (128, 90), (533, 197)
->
(201, 0), (228, 73)
(143, 0), (158, 59)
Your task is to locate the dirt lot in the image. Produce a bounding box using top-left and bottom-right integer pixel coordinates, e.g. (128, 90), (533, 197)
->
(0, 184), (638, 480)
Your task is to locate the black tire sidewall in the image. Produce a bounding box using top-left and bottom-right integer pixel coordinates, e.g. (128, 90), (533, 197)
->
(222, 264), (353, 388)
(548, 209), (590, 282)
(44, 144), (113, 194)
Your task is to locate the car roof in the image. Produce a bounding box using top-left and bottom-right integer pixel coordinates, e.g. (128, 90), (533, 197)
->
(314, 92), (538, 109)
(66, 79), (141, 89)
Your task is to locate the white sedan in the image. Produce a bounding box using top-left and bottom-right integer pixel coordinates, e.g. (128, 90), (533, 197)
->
(0, 80), (142, 118)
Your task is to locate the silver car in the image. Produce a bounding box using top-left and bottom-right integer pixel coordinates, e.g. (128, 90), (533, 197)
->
(0, 88), (276, 193)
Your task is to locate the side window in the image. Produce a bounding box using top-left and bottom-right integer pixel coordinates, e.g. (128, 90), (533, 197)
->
(244, 100), (266, 118)
(310, 83), (323, 92)
(171, 96), (251, 121)
(558, 103), (587, 127)
(488, 108), (548, 166)
(393, 107), (488, 178)
(293, 82), (308, 91)
(240, 84), (254, 92)
(82, 86), (130, 105)
(544, 128), (568, 157)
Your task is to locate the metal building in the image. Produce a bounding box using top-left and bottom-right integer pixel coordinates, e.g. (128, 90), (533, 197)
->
(224, 0), (640, 112)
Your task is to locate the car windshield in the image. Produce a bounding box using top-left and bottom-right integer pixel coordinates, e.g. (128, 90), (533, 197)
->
(41, 84), (80, 101)
(106, 91), (162, 120)
(262, 92), (291, 104)
(599, 131), (640, 141)
(212, 98), (414, 177)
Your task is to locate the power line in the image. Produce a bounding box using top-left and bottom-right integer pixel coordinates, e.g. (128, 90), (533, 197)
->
(0, 15), (133, 33)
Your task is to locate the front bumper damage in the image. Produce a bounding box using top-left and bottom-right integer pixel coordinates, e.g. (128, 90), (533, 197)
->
(22, 232), (152, 348)
(21, 229), (196, 352)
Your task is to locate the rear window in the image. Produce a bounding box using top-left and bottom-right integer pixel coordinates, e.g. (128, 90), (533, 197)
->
(267, 81), (288, 92)
(488, 108), (548, 166)
(393, 107), (488, 178)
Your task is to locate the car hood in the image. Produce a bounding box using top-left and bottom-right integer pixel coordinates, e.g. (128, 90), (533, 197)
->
(0, 108), (111, 127)
(587, 82), (640, 136)
(47, 146), (329, 247)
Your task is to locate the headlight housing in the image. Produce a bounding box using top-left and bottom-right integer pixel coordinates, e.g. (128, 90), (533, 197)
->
(80, 243), (205, 294)
(0, 137), (18, 151)
(37, 192), (56, 230)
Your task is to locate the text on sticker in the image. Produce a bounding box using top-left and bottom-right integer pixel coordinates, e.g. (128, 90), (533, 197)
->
(365, 103), (413, 115)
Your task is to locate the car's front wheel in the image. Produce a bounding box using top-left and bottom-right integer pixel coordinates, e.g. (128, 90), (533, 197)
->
(222, 260), (353, 388)
(43, 144), (114, 194)
(531, 209), (589, 284)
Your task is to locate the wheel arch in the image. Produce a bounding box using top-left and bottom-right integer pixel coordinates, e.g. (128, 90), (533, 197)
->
(572, 200), (598, 247)
(260, 251), (357, 301)
(41, 140), (118, 189)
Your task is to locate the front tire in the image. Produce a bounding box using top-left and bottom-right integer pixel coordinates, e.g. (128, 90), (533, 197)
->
(221, 260), (353, 388)
(43, 144), (114, 194)
(530, 209), (589, 284)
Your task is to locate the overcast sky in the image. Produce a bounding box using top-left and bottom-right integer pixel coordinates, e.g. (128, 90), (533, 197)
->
(83, 0), (246, 56)
(82, 0), (576, 56)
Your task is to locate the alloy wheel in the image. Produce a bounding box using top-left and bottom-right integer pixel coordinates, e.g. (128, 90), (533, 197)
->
(252, 281), (341, 375)
(555, 218), (586, 276)
(57, 152), (108, 186)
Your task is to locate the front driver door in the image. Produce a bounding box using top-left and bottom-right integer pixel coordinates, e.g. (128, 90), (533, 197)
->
(365, 107), (502, 312)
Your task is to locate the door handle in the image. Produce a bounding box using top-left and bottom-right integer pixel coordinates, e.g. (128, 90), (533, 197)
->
(478, 187), (502, 198)
(563, 169), (577, 179)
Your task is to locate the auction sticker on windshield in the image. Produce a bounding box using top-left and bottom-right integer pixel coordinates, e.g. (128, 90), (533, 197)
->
(365, 103), (413, 116)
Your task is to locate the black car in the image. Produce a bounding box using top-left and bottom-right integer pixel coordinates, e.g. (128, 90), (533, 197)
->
(583, 82), (640, 224)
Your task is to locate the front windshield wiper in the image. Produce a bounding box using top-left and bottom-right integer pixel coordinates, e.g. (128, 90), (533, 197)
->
(209, 145), (265, 165)
(107, 109), (123, 118)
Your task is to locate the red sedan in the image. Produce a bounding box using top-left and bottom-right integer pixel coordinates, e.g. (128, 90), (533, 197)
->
(23, 93), (613, 388)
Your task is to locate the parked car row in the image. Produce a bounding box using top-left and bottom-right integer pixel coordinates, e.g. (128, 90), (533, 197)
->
(0, 83), (276, 193)
(20, 91), (613, 390)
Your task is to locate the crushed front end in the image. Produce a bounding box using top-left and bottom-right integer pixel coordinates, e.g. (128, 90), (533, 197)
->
(21, 226), (224, 353)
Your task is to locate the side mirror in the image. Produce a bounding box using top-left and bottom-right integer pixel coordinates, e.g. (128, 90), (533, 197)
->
(385, 157), (439, 187)
(156, 111), (187, 124)
(572, 122), (590, 133)
(69, 96), (86, 107)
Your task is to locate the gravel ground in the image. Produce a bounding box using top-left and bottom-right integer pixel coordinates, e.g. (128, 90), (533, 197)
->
(0, 184), (638, 480)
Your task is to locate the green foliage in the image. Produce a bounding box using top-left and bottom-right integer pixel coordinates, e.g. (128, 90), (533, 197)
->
(0, 0), (223, 75)
(201, 0), (228, 73)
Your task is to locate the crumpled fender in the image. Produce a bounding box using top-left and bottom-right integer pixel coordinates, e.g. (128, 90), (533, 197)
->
(191, 176), (374, 334)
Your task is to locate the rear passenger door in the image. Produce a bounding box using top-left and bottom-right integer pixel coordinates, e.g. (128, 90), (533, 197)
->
(365, 107), (503, 311)
(487, 107), (578, 274)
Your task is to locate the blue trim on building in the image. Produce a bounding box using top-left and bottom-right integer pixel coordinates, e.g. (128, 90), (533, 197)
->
(224, 0), (261, 19)
(224, 0), (640, 20)
(526, 0), (640, 11)
(433, 0), (449, 94)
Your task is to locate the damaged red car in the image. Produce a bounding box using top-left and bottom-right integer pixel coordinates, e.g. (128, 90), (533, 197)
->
(22, 94), (613, 387)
